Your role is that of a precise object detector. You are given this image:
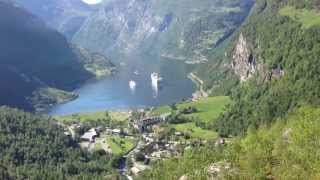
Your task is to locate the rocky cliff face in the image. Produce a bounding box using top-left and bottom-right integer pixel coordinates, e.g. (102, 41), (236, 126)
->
(231, 33), (285, 82)
(231, 33), (257, 82)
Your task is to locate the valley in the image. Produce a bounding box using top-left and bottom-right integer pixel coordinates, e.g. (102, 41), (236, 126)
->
(0, 0), (320, 179)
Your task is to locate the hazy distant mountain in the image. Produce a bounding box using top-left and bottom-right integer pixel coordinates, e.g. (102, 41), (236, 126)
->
(12, 0), (253, 62)
(13, 0), (96, 39)
(72, 0), (254, 60)
(0, 1), (93, 111)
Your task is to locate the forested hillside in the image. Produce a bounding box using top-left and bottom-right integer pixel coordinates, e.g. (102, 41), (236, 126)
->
(0, 107), (117, 179)
(214, 0), (320, 136)
(0, 1), (114, 111)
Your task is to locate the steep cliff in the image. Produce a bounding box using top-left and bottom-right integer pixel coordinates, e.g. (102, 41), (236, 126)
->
(231, 33), (257, 82)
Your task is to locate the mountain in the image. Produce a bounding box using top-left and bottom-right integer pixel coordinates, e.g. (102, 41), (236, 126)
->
(13, 0), (96, 39)
(211, 0), (320, 136)
(13, 0), (253, 63)
(0, 1), (114, 111)
(72, 0), (253, 60)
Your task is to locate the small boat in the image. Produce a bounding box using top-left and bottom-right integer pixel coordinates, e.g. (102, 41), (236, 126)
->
(129, 80), (136, 91)
(151, 72), (163, 87)
(134, 70), (139, 76)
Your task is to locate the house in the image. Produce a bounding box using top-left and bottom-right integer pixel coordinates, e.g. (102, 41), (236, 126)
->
(80, 128), (98, 142)
(174, 132), (183, 136)
(112, 129), (121, 135)
(182, 107), (197, 114)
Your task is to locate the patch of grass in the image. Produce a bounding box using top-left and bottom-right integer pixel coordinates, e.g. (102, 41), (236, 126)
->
(280, 6), (320, 29)
(93, 143), (103, 152)
(173, 122), (217, 140)
(152, 106), (172, 116)
(107, 136), (136, 155)
(178, 96), (230, 123)
(152, 96), (230, 123)
(55, 111), (129, 123)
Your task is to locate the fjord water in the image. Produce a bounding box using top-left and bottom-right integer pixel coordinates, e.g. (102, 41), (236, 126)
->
(48, 54), (196, 115)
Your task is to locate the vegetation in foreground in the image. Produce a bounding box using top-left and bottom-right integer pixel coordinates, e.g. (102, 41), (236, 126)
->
(0, 107), (119, 179)
(140, 106), (320, 180)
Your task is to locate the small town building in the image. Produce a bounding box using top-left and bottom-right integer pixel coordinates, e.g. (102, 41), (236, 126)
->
(174, 132), (183, 136)
(80, 128), (98, 142)
(112, 129), (121, 134)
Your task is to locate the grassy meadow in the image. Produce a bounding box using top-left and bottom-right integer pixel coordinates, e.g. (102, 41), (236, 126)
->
(152, 96), (230, 123)
(55, 111), (129, 123)
(280, 6), (320, 29)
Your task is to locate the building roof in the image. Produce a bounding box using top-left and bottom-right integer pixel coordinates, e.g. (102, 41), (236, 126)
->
(112, 129), (121, 133)
(81, 129), (97, 140)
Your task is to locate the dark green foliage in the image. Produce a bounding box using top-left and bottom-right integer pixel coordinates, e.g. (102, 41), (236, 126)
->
(0, 1), (93, 111)
(0, 107), (115, 179)
(215, 0), (320, 136)
(135, 152), (146, 162)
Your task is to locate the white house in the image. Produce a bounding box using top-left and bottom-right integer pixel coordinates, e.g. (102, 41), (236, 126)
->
(80, 128), (98, 142)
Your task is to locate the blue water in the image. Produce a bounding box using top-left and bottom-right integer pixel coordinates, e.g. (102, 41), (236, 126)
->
(48, 55), (196, 115)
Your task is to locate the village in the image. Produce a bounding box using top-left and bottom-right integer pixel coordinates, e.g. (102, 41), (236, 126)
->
(56, 96), (230, 178)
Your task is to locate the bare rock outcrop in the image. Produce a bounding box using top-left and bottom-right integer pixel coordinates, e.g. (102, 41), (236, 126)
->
(231, 33), (284, 82)
(231, 33), (258, 82)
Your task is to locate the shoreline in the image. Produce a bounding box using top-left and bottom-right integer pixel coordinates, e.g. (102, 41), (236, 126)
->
(37, 72), (117, 115)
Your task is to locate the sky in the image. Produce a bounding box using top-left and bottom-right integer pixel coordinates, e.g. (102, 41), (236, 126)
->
(81, 0), (102, 5)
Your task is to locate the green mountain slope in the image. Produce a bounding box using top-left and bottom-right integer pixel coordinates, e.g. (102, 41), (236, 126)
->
(0, 1), (114, 111)
(214, 0), (320, 136)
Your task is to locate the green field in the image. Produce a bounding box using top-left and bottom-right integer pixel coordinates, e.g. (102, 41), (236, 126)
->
(55, 111), (129, 123)
(280, 6), (320, 29)
(152, 96), (230, 123)
(107, 136), (136, 155)
(173, 122), (217, 140)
